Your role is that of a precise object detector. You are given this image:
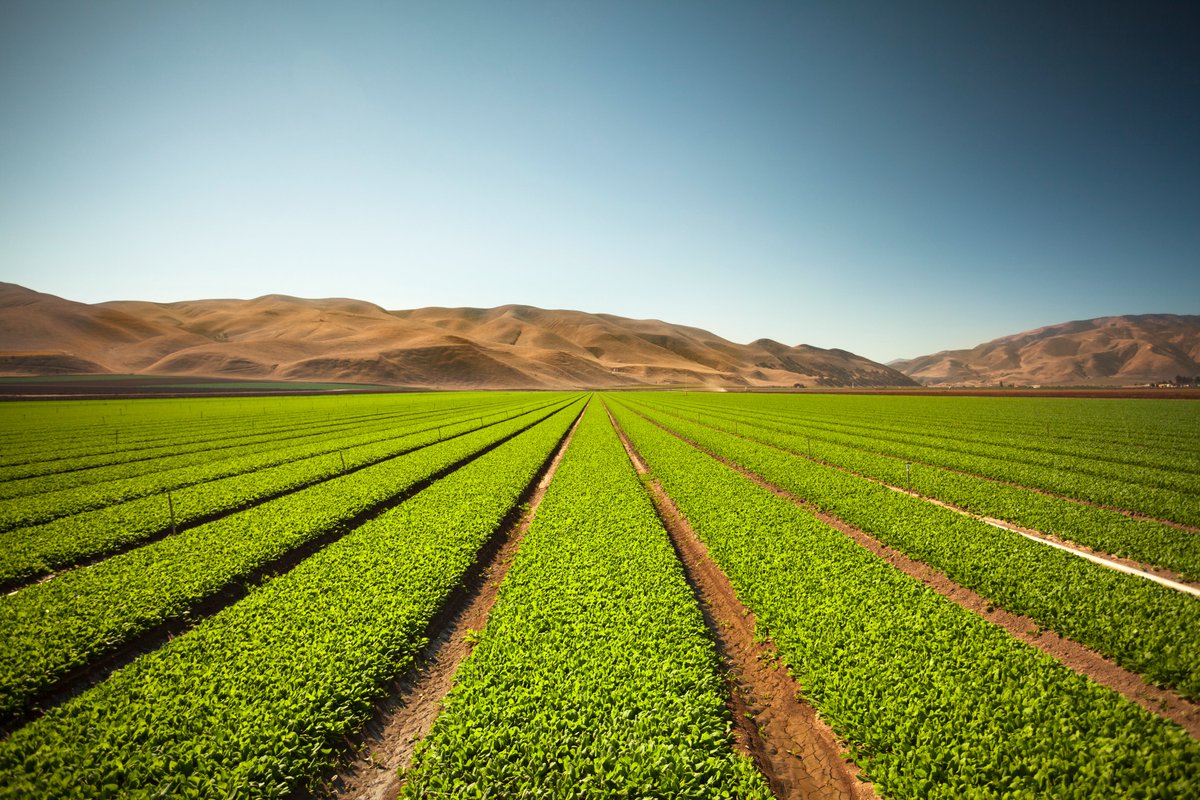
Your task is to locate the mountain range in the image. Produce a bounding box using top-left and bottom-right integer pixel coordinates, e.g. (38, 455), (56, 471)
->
(0, 283), (912, 389)
(890, 314), (1200, 387)
(2, 284), (1196, 388)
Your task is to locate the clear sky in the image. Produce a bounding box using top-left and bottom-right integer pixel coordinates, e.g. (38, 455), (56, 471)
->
(2, 1), (1197, 362)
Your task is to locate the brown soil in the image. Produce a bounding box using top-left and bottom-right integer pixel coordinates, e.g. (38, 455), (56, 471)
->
(606, 403), (877, 800)
(630, 408), (1200, 740)
(322, 406), (586, 800)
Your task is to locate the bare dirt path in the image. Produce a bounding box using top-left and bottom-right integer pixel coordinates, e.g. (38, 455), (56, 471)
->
(623, 404), (1200, 740)
(321, 405), (587, 800)
(606, 403), (877, 800)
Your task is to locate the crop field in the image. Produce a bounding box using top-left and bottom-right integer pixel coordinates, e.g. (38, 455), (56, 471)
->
(0, 391), (1197, 798)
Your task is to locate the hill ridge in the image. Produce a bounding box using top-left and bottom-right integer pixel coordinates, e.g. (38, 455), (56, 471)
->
(893, 314), (1200, 386)
(0, 283), (914, 389)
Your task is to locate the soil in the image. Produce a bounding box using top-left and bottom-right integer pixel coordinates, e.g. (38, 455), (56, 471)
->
(322, 407), (586, 800)
(637, 412), (1200, 739)
(606, 403), (877, 800)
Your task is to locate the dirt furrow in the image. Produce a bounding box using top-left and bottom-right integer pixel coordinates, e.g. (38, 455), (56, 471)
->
(321, 405), (587, 800)
(626, 407), (1200, 739)
(606, 404), (876, 800)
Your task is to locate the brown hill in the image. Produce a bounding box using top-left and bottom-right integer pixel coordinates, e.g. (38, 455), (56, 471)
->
(892, 315), (1200, 387)
(0, 283), (914, 389)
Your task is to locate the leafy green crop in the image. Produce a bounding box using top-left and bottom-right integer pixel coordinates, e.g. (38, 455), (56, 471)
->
(610, 401), (1200, 798)
(0, 397), (579, 723)
(616, 397), (1200, 699)
(632, 395), (1200, 579)
(0, 396), (564, 589)
(401, 403), (770, 799)
(0, 400), (585, 798)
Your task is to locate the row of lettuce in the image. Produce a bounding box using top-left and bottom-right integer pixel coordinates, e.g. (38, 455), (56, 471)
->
(401, 403), (770, 797)
(649, 393), (1200, 527)
(607, 400), (1199, 797)
(0, 400), (588, 798)
(0, 397), (577, 724)
(614, 397), (1200, 700)
(0, 397), (560, 591)
(639, 394), (1200, 580)
(0, 395), (534, 529)
(2, 391), (1196, 797)
(0, 392), (505, 474)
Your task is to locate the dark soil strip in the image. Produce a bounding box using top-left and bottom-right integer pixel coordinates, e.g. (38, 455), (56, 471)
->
(315, 404), (588, 800)
(2, 400), (571, 595)
(1, 404), (576, 737)
(627, 405), (1200, 740)
(606, 404), (877, 800)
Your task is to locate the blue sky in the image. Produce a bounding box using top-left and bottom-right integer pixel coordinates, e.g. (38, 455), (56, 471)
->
(2, 1), (1197, 362)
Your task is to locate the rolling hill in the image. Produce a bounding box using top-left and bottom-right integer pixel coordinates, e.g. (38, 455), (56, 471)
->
(892, 315), (1200, 387)
(0, 283), (914, 389)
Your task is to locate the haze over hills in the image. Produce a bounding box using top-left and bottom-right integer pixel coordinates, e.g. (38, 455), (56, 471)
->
(0, 283), (914, 389)
(892, 315), (1200, 387)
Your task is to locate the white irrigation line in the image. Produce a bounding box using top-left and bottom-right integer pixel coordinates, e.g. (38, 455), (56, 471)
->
(981, 518), (1200, 599)
(879, 483), (1200, 598)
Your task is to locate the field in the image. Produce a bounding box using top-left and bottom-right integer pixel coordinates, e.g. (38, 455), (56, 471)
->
(0, 391), (1197, 798)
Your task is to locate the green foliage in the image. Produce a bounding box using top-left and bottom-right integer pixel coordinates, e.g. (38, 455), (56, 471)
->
(0, 396), (555, 588)
(401, 404), (770, 799)
(621, 395), (1200, 697)
(610, 400), (1200, 798)
(0, 396), (579, 722)
(0, 400), (584, 798)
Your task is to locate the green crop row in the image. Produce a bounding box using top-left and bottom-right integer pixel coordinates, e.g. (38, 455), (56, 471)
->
(609, 401), (1200, 798)
(0, 404), (425, 498)
(0, 397), (578, 723)
(645, 395), (1200, 526)
(0, 393), (532, 477)
(401, 403), (770, 798)
(0, 397), (564, 590)
(634, 397), (1200, 580)
(0, 398), (543, 532)
(616, 397), (1200, 700)
(0, 401), (584, 799)
(685, 392), (1200, 466)
(665, 393), (1200, 479)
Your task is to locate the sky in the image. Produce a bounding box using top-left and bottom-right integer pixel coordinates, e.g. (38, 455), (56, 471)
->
(1, 1), (1197, 362)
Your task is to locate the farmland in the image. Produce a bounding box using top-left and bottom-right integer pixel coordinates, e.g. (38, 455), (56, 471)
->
(0, 391), (1197, 798)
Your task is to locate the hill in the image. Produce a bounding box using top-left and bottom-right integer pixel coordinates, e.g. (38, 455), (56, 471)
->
(892, 314), (1200, 387)
(0, 283), (914, 389)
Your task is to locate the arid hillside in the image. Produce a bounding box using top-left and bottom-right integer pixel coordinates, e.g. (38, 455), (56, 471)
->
(892, 314), (1200, 387)
(0, 283), (914, 389)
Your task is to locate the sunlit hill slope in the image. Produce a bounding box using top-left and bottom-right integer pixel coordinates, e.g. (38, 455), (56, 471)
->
(0, 283), (914, 389)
